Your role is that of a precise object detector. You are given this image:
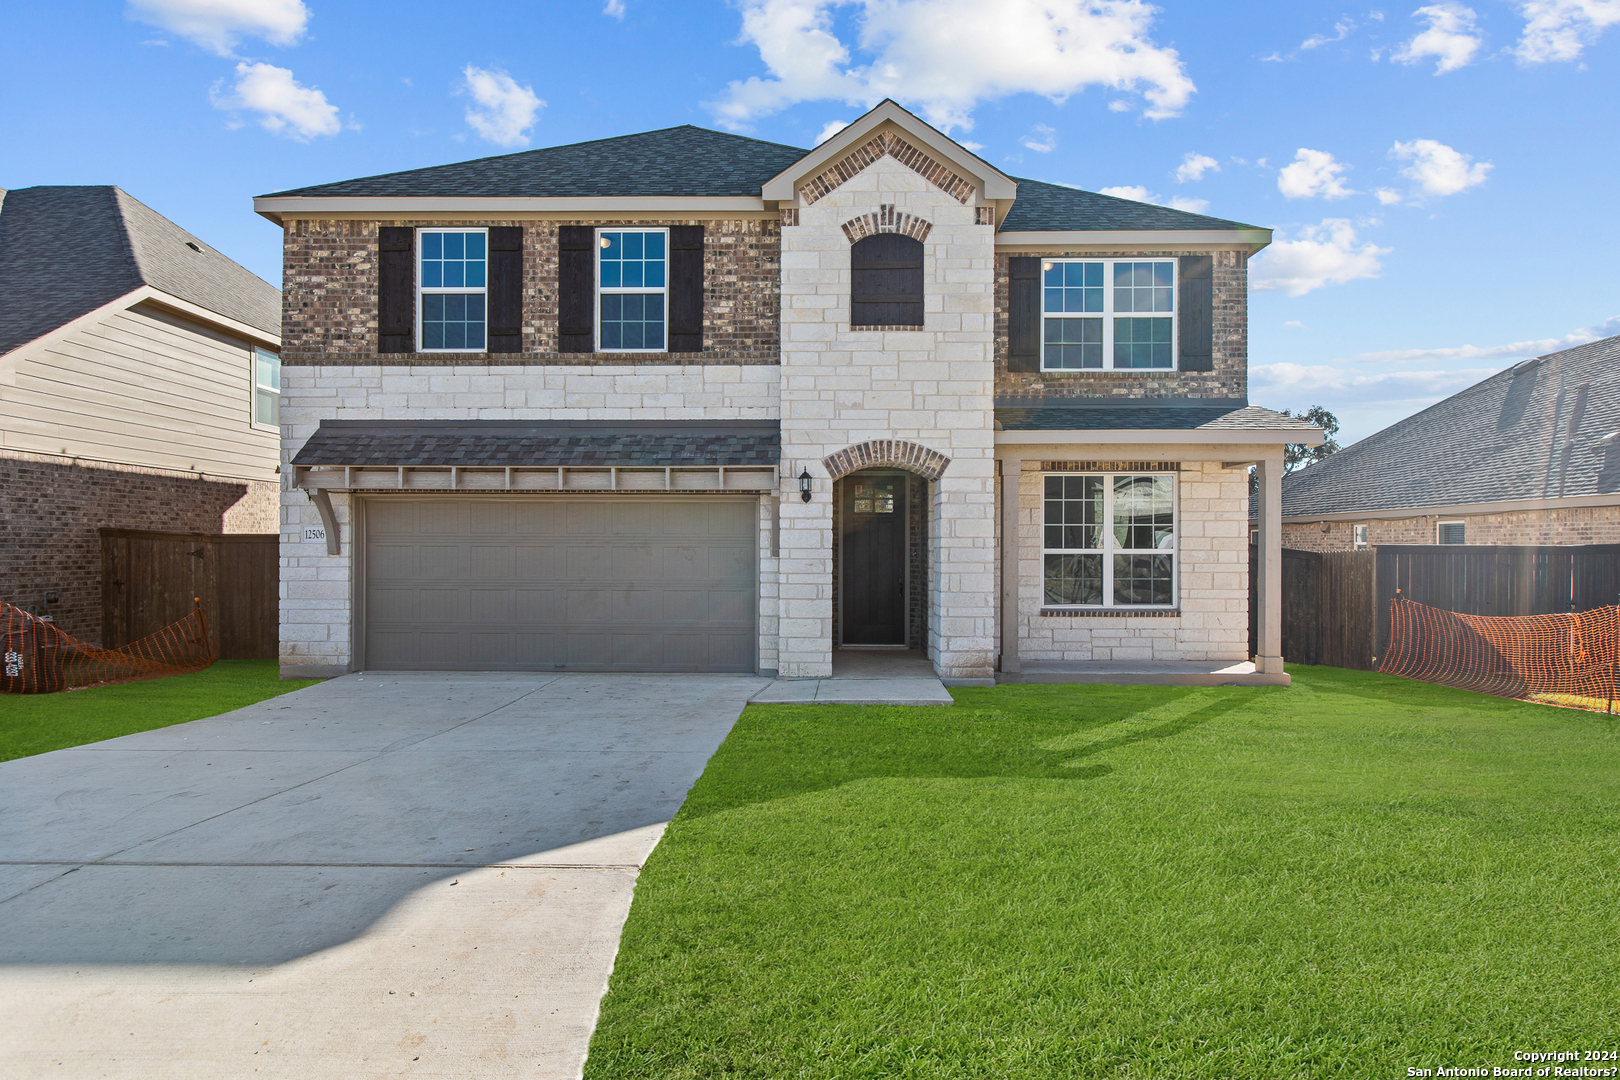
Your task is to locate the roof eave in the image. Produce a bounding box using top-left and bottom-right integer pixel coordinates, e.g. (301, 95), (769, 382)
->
(996, 228), (1272, 253)
(254, 194), (772, 224)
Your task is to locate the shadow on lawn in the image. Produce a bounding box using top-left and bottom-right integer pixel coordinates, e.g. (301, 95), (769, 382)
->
(682, 686), (1251, 820)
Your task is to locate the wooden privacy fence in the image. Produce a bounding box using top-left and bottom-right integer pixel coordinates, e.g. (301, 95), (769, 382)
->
(100, 529), (278, 660)
(1249, 543), (1620, 670)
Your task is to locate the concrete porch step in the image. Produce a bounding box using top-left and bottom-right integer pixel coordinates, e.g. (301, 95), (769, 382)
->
(999, 660), (1289, 687)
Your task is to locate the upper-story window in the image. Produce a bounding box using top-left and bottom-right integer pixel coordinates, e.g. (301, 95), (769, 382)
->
(252, 347), (280, 428)
(851, 234), (924, 327)
(418, 229), (487, 352)
(1043, 259), (1175, 371)
(597, 229), (667, 351)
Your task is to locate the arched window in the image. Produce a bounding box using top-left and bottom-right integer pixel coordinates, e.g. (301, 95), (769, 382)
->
(850, 234), (923, 327)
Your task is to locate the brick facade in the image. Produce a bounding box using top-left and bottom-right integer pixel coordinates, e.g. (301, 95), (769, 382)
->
(1, 451), (278, 642)
(280, 217), (781, 366)
(1282, 504), (1620, 551)
(993, 248), (1248, 400)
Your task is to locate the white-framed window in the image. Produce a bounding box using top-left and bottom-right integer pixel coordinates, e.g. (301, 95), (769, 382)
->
(1042, 259), (1176, 371)
(1043, 472), (1177, 608)
(252, 346), (280, 428)
(1438, 521), (1465, 545)
(1353, 524), (1369, 549)
(596, 228), (667, 352)
(417, 228), (487, 352)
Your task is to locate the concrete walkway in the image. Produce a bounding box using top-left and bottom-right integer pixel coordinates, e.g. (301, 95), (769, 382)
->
(0, 672), (765, 1079)
(753, 649), (955, 706)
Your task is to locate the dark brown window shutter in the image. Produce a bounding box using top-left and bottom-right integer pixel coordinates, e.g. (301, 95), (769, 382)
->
(851, 233), (923, 327)
(668, 225), (704, 353)
(378, 226), (415, 354)
(487, 226), (523, 354)
(1007, 256), (1040, 372)
(1178, 255), (1214, 371)
(557, 225), (594, 353)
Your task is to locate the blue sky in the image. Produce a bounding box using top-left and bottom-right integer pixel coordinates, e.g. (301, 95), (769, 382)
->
(5, 0), (1618, 444)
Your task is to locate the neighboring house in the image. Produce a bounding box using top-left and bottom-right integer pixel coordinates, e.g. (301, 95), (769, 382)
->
(1279, 334), (1620, 552)
(258, 99), (1319, 683)
(0, 186), (282, 641)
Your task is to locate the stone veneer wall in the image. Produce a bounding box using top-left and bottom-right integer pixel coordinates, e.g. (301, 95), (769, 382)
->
(1010, 460), (1251, 662)
(279, 218), (780, 365)
(776, 154), (996, 681)
(1, 451), (278, 642)
(1281, 504), (1620, 551)
(992, 248), (1249, 400)
(278, 364), (782, 673)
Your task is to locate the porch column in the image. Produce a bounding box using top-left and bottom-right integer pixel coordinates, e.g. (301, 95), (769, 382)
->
(999, 457), (1021, 673)
(1255, 454), (1284, 675)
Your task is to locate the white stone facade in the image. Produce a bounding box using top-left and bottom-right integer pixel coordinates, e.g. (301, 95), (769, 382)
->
(776, 156), (997, 681)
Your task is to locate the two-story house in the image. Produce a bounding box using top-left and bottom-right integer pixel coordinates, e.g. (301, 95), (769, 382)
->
(0, 185), (282, 642)
(258, 100), (1318, 685)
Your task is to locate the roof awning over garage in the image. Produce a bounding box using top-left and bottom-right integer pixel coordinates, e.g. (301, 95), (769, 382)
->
(291, 419), (781, 493)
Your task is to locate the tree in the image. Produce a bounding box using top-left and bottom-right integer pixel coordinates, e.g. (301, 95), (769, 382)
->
(1283, 405), (1341, 473)
(1249, 406), (1342, 496)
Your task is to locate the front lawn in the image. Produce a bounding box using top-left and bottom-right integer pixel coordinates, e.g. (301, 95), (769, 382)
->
(586, 667), (1620, 1079)
(0, 659), (320, 762)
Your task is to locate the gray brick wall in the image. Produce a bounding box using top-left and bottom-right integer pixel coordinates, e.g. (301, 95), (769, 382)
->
(0, 451), (278, 641)
(281, 218), (782, 366)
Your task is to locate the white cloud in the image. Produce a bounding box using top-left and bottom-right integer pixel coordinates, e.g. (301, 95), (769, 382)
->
(1277, 148), (1356, 199)
(1516, 0), (1620, 61)
(460, 65), (544, 148)
(1174, 151), (1219, 183)
(1283, 320), (1308, 328)
(1098, 185), (1209, 213)
(1023, 123), (1057, 152)
(1107, 99), (1134, 112)
(1390, 138), (1491, 196)
(1392, 3), (1483, 72)
(128, 0), (308, 55)
(1302, 17), (1357, 48)
(1374, 187), (1404, 204)
(212, 61), (339, 140)
(1249, 218), (1389, 296)
(816, 119), (850, 144)
(1251, 362), (1499, 412)
(604, 0), (626, 17)
(711, 0), (1196, 133)
(1344, 315), (1620, 364)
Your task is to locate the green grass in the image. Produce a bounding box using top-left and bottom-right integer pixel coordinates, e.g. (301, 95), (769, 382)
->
(0, 659), (320, 761)
(586, 667), (1620, 1079)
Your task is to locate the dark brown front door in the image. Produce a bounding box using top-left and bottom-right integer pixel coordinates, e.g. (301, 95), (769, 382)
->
(841, 473), (906, 645)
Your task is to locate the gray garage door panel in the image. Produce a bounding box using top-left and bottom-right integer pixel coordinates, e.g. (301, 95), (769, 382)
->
(363, 497), (757, 672)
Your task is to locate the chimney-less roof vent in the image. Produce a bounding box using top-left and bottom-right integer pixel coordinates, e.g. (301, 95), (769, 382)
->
(185, 241), (202, 253)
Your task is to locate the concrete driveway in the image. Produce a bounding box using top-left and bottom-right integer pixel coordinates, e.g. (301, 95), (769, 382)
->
(0, 671), (765, 1079)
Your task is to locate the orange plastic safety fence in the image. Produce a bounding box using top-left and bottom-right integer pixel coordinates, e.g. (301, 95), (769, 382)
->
(1, 600), (217, 694)
(1379, 596), (1620, 713)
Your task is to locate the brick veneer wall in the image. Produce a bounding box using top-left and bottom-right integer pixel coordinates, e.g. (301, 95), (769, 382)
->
(993, 248), (1249, 400)
(280, 218), (781, 365)
(1281, 504), (1620, 551)
(0, 451), (278, 641)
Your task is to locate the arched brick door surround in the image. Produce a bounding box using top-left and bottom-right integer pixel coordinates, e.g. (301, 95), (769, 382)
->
(822, 440), (950, 481)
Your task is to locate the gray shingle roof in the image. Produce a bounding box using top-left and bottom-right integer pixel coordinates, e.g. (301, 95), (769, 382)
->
(996, 401), (1317, 432)
(0, 186), (280, 356)
(999, 177), (1262, 233)
(1280, 334), (1620, 517)
(265, 127), (810, 199)
(291, 420), (782, 469)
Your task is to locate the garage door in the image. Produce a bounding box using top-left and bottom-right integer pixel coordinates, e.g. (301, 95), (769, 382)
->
(363, 497), (757, 672)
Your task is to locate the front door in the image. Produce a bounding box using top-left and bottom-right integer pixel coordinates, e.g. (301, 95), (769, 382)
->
(841, 473), (907, 645)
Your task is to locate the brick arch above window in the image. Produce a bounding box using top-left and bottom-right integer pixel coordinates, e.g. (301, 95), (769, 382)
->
(823, 440), (951, 482)
(799, 131), (977, 205)
(842, 205), (933, 243)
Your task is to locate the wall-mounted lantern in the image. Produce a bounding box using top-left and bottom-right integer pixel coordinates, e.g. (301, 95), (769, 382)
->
(799, 469), (813, 503)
